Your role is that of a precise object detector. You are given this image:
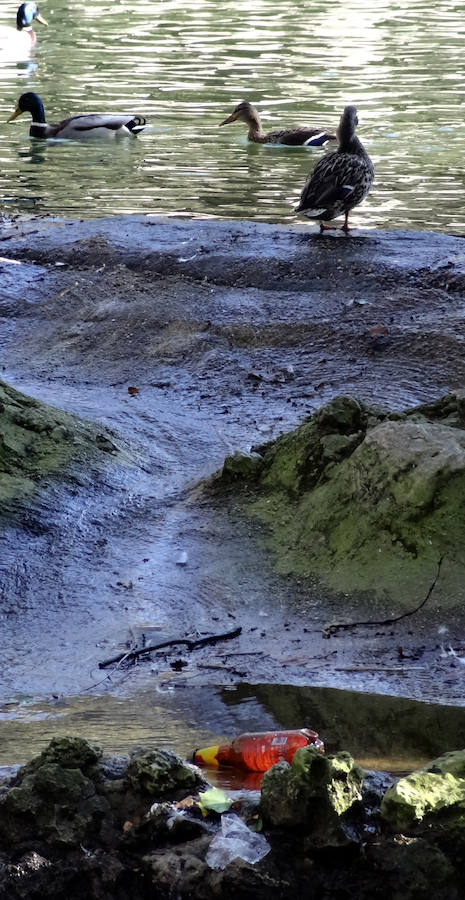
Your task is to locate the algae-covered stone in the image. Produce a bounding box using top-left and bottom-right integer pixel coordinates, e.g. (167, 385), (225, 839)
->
(224, 393), (465, 605)
(381, 750), (465, 831)
(0, 378), (120, 505)
(0, 762), (108, 846)
(221, 450), (262, 482)
(125, 748), (200, 796)
(255, 396), (366, 498)
(260, 745), (363, 837)
(23, 736), (101, 775)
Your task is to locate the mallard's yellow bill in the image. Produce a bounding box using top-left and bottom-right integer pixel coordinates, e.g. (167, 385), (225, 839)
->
(7, 107), (22, 123)
(35, 13), (48, 25)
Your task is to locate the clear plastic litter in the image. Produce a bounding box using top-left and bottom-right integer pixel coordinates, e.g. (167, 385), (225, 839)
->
(205, 813), (270, 870)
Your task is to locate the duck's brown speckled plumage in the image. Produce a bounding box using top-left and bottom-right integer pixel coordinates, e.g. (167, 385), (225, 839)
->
(220, 101), (336, 147)
(296, 105), (374, 230)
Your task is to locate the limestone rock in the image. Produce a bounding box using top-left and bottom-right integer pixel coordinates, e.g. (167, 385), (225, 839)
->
(381, 750), (465, 831)
(260, 745), (363, 840)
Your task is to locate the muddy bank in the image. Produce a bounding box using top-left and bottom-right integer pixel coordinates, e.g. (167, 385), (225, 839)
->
(2, 215), (465, 706)
(1, 735), (465, 900)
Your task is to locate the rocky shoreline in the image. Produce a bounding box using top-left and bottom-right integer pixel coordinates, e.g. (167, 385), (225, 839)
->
(1, 736), (464, 900)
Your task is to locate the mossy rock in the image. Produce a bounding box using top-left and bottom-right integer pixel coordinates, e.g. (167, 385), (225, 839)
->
(0, 761), (108, 847)
(125, 748), (200, 796)
(220, 393), (465, 605)
(22, 736), (101, 776)
(260, 745), (363, 839)
(381, 750), (465, 831)
(0, 378), (120, 505)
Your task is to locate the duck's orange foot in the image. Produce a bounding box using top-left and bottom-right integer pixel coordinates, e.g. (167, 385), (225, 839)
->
(341, 212), (351, 231)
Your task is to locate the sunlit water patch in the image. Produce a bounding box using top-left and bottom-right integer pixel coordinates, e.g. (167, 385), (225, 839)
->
(0, 0), (464, 230)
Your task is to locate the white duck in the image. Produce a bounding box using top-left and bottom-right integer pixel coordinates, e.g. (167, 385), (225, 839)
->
(0, 3), (48, 59)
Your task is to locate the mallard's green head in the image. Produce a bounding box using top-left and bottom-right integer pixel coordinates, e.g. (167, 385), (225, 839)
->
(16, 2), (48, 31)
(7, 92), (46, 124)
(220, 101), (261, 129)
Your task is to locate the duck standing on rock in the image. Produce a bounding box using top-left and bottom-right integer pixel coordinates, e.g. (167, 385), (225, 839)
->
(220, 101), (336, 147)
(0, 2), (48, 56)
(296, 105), (374, 231)
(7, 92), (147, 140)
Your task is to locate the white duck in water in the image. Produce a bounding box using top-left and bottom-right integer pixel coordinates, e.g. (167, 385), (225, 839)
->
(7, 92), (148, 140)
(296, 105), (374, 231)
(0, 3), (48, 59)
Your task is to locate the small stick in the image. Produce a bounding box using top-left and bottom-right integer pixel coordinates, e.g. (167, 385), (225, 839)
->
(335, 665), (427, 673)
(98, 626), (242, 669)
(324, 557), (443, 637)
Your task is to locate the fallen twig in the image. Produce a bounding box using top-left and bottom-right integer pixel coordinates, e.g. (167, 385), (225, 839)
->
(98, 626), (242, 669)
(324, 557), (443, 637)
(335, 665), (427, 673)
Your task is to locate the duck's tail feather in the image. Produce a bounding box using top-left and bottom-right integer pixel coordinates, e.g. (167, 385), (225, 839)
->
(127, 115), (147, 135)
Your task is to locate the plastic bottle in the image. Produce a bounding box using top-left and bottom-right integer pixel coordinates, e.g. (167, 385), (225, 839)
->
(193, 728), (324, 772)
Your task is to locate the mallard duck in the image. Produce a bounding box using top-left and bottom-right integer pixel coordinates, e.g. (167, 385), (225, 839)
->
(0, 3), (48, 56)
(7, 93), (147, 140)
(219, 101), (336, 147)
(296, 105), (374, 232)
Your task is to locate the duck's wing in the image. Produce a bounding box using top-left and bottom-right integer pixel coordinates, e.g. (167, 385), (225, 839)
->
(296, 153), (371, 212)
(51, 114), (147, 139)
(266, 127), (336, 147)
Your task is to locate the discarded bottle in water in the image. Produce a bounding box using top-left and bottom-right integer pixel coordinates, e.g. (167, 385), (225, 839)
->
(193, 728), (324, 772)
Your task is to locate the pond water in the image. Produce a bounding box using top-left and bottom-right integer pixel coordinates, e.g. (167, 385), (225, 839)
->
(2, 682), (465, 783)
(1, 0), (465, 232)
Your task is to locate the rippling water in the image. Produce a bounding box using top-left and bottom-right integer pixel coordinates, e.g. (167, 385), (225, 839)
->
(0, 1), (465, 229)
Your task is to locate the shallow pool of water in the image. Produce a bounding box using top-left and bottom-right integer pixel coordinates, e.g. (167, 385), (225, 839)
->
(2, 682), (465, 785)
(1, 0), (465, 232)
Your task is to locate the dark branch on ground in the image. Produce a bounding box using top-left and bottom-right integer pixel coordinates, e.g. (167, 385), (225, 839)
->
(98, 626), (242, 669)
(323, 557), (443, 637)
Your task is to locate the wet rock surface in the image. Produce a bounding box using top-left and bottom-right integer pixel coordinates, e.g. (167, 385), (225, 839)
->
(2, 215), (465, 704)
(1, 736), (464, 900)
(0, 379), (121, 502)
(216, 393), (465, 603)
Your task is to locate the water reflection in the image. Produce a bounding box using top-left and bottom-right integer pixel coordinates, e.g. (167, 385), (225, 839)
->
(0, 0), (463, 230)
(1, 682), (464, 780)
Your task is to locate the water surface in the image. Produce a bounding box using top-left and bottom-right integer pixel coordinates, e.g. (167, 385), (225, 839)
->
(0, 0), (465, 231)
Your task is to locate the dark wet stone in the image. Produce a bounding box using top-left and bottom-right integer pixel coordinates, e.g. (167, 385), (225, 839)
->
(125, 748), (200, 796)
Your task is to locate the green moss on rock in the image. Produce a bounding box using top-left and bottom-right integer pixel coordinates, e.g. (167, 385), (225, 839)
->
(0, 378), (120, 505)
(219, 393), (465, 605)
(125, 748), (200, 796)
(260, 745), (363, 839)
(381, 750), (465, 831)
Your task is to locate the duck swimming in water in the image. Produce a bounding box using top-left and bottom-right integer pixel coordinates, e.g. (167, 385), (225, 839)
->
(0, 3), (48, 57)
(7, 92), (147, 140)
(219, 101), (336, 147)
(296, 105), (374, 231)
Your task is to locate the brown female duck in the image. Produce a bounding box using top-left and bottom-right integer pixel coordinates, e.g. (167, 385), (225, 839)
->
(296, 105), (374, 231)
(219, 101), (336, 147)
